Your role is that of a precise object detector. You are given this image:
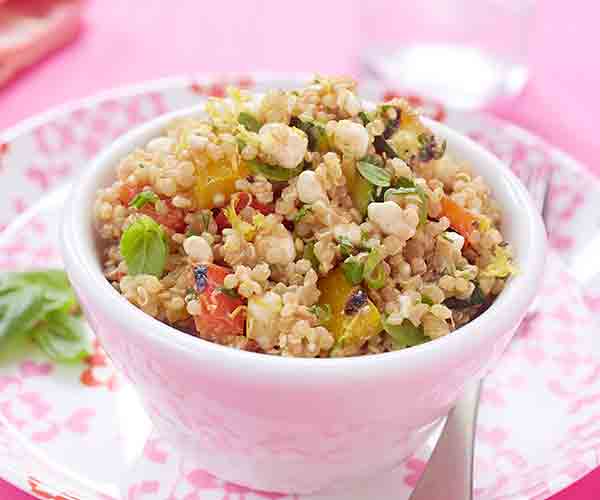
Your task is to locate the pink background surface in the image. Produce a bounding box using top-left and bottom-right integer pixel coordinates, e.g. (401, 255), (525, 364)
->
(0, 1), (598, 498)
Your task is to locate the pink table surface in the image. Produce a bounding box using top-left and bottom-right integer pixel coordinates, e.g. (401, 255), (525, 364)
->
(0, 1), (598, 499)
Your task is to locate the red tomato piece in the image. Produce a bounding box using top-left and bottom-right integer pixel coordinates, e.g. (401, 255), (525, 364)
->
(139, 201), (186, 233)
(192, 264), (246, 339)
(119, 186), (186, 232)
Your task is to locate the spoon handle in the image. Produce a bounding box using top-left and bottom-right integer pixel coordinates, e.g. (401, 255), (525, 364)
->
(408, 380), (482, 500)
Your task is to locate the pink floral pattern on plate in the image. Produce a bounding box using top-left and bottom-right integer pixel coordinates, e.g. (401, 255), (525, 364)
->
(0, 75), (598, 500)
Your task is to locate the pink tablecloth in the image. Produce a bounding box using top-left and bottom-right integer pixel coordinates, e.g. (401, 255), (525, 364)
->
(0, 1), (598, 498)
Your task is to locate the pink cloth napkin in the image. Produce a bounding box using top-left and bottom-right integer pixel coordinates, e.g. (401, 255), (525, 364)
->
(0, 0), (81, 86)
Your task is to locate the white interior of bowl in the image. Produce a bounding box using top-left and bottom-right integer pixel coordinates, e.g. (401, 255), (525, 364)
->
(60, 104), (547, 377)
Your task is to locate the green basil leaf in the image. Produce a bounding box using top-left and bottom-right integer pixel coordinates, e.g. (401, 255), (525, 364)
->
(363, 248), (386, 289)
(341, 258), (364, 286)
(361, 154), (384, 167)
(357, 161), (391, 187)
(31, 310), (91, 362)
(0, 270), (78, 340)
(120, 215), (168, 277)
(0, 285), (47, 340)
(129, 190), (159, 209)
(246, 159), (303, 181)
(383, 318), (428, 349)
(358, 111), (371, 126)
(0, 270), (92, 363)
(238, 111), (261, 132)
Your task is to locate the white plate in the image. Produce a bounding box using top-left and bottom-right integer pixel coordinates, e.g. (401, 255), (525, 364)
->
(0, 75), (599, 500)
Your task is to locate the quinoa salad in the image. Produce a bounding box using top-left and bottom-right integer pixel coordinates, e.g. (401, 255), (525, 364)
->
(94, 76), (516, 358)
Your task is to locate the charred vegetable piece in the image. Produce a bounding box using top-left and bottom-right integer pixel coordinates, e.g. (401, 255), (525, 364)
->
(194, 158), (250, 209)
(192, 264), (246, 338)
(317, 268), (382, 356)
(382, 114), (401, 140)
(290, 116), (330, 152)
(440, 197), (477, 238)
(417, 133), (447, 162)
(373, 135), (398, 159)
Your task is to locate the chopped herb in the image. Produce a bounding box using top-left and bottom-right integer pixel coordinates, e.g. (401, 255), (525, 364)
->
(341, 257), (364, 285)
(236, 137), (247, 150)
(129, 190), (159, 209)
(0, 270), (91, 362)
(363, 248), (386, 289)
(421, 295), (434, 306)
(337, 236), (354, 258)
(384, 178), (429, 226)
(303, 241), (320, 270)
(216, 286), (240, 299)
(358, 111), (371, 126)
(246, 159), (303, 181)
(120, 216), (168, 277)
(138, 163), (146, 169)
(294, 205), (313, 223)
(417, 133), (447, 162)
(357, 160), (392, 187)
(344, 289), (368, 315)
(309, 304), (332, 324)
(383, 318), (428, 349)
(373, 135), (398, 159)
(238, 111), (261, 132)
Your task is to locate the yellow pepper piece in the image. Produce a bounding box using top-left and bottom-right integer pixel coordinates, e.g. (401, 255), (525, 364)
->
(194, 158), (249, 209)
(318, 268), (382, 356)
